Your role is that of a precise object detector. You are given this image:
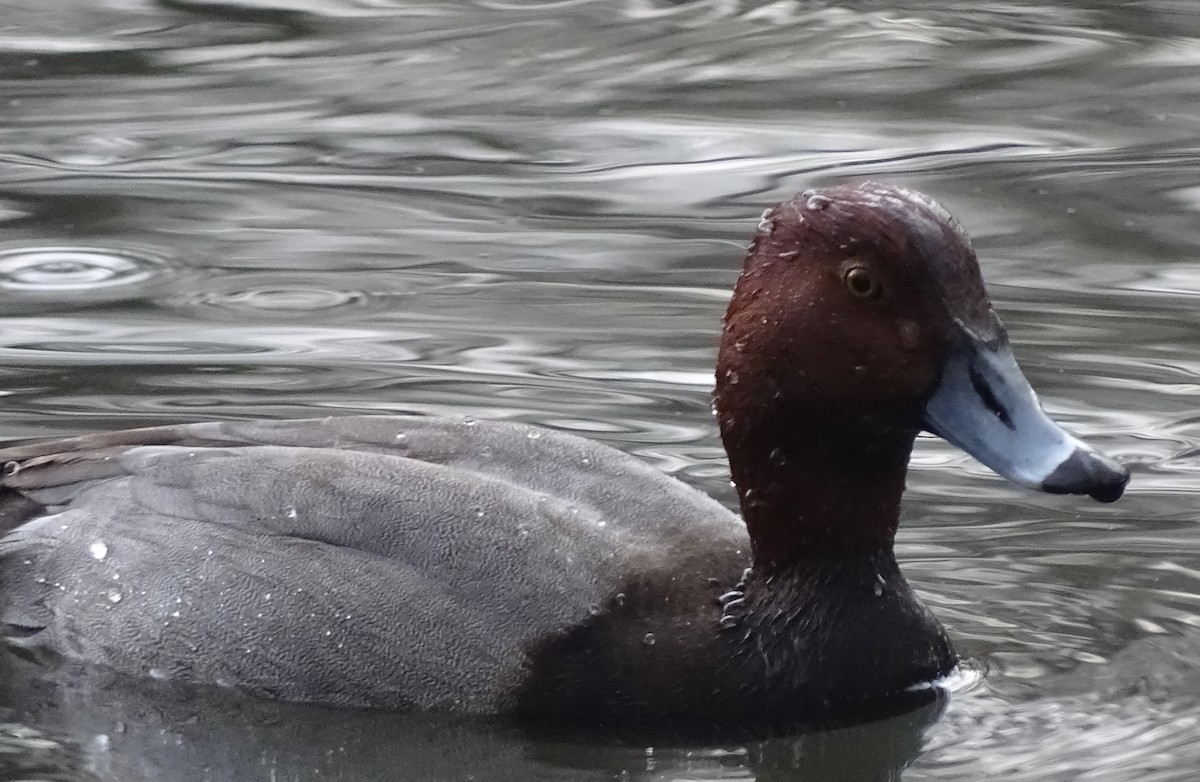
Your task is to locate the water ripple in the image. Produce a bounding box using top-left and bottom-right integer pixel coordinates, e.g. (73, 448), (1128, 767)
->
(0, 246), (173, 311)
(174, 276), (377, 319)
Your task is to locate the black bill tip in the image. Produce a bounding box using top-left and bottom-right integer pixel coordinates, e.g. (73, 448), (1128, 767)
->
(1041, 449), (1130, 503)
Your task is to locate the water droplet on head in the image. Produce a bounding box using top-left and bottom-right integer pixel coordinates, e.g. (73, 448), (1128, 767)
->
(614, 592), (627, 607)
(806, 194), (832, 211)
(757, 208), (774, 233)
(719, 614), (739, 629)
(725, 369), (739, 385)
(89, 540), (108, 561)
(526, 430), (541, 441)
(898, 320), (921, 351)
(462, 417), (476, 427)
(106, 589), (122, 604)
(284, 506), (297, 520)
(642, 632), (656, 646)
(768, 447), (787, 466)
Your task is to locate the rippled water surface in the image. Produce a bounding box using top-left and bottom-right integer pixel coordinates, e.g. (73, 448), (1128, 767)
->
(2, 0), (1200, 779)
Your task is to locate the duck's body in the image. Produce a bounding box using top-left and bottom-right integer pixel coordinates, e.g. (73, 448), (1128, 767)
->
(0, 415), (951, 729)
(0, 416), (743, 715)
(0, 183), (1126, 735)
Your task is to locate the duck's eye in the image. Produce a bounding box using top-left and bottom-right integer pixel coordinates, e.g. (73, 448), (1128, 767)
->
(843, 266), (881, 299)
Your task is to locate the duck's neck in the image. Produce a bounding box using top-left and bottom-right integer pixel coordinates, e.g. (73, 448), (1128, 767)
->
(717, 402), (917, 573)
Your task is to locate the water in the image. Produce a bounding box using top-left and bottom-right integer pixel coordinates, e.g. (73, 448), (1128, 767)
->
(1, 0), (1199, 779)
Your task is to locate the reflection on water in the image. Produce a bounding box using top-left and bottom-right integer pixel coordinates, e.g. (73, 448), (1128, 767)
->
(3, 0), (1200, 779)
(1, 654), (951, 782)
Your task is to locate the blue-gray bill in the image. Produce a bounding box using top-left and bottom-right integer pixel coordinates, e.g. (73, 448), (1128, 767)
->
(922, 325), (1129, 503)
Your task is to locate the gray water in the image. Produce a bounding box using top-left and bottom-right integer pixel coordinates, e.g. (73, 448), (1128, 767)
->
(1, 0), (1199, 779)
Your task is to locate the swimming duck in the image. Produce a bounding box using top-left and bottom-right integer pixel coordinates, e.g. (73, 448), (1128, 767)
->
(0, 182), (1127, 736)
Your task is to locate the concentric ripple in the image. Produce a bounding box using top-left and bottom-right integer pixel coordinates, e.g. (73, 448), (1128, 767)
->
(0, 247), (172, 310)
(170, 273), (384, 320)
(210, 286), (367, 313)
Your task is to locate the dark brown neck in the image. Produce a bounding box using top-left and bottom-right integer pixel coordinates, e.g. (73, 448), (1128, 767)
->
(718, 403), (916, 573)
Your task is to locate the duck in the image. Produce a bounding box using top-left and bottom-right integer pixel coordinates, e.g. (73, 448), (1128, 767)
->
(0, 182), (1128, 737)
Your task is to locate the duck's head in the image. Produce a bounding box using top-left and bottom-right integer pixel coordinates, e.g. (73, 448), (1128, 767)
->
(715, 182), (1128, 513)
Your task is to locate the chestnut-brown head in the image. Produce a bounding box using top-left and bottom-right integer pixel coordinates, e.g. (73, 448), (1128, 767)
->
(715, 182), (1127, 563)
(716, 183), (994, 455)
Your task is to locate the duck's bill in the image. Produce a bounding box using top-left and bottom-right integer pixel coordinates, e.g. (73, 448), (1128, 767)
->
(921, 328), (1129, 503)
